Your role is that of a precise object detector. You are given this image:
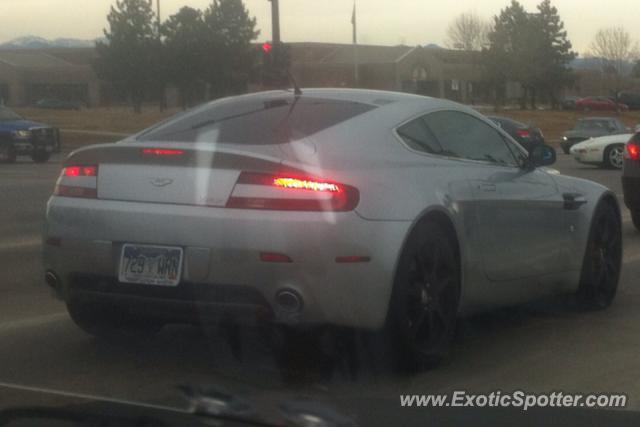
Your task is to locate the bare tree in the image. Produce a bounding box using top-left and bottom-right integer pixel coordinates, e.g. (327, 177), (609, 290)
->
(588, 26), (639, 75)
(445, 12), (491, 51)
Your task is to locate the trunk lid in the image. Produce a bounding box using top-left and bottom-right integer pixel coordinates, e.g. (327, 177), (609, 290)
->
(66, 142), (287, 207)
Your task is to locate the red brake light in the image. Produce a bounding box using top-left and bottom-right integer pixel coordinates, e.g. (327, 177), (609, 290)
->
(141, 148), (184, 156)
(516, 129), (531, 138)
(62, 165), (98, 177)
(227, 172), (359, 211)
(55, 164), (98, 198)
(626, 142), (640, 160)
(273, 177), (340, 192)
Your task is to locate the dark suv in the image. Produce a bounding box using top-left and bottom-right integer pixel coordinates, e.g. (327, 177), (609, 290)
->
(0, 106), (60, 163)
(622, 132), (640, 230)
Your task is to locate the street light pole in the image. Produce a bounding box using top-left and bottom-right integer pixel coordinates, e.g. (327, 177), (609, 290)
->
(156, 0), (161, 31)
(268, 0), (281, 44)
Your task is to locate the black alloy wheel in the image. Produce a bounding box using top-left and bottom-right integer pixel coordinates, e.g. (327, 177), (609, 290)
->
(0, 144), (16, 163)
(31, 150), (51, 163)
(390, 222), (460, 369)
(577, 202), (622, 309)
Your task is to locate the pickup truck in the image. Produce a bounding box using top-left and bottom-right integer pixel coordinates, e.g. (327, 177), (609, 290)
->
(0, 105), (60, 163)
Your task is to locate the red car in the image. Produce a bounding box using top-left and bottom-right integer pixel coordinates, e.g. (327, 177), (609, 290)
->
(575, 96), (629, 112)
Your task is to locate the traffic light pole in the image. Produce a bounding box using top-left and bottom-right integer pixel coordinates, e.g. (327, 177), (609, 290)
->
(269, 0), (281, 44)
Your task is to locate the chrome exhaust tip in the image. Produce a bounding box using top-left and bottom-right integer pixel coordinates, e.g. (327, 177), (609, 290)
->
(275, 289), (303, 314)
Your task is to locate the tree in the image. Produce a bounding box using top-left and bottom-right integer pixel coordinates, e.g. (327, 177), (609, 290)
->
(588, 27), (639, 104)
(532, 0), (576, 109)
(484, 0), (575, 109)
(204, 0), (260, 99)
(485, 0), (533, 108)
(94, 0), (159, 113)
(446, 12), (491, 51)
(162, 7), (209, 108)
(589, 27), (638, 76)
(633, 60), (640, 79)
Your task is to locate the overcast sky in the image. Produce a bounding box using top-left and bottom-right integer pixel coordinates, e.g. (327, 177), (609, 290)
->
(0, 0), (638, 54)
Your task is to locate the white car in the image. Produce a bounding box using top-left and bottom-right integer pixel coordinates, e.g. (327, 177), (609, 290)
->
(44, 89), (622, 368)
(570, 133), (632, 169)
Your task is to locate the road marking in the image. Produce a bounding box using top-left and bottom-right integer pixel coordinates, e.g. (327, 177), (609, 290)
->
(0, 237), (42, 251)
(0, 381), (187, 413)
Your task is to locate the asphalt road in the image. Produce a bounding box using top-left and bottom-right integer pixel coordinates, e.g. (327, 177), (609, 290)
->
(1, 152), (640, 420)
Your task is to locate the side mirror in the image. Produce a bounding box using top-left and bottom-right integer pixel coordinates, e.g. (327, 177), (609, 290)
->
(528, 144), (556, 168)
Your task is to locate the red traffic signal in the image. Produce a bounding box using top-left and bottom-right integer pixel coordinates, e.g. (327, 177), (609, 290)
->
(262, 42), (273, 53)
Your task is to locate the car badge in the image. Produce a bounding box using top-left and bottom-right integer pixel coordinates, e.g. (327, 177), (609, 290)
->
(150, 178), (174, 187)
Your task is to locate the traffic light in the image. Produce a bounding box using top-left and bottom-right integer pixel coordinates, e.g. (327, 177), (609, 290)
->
(260, 41), (290, 88)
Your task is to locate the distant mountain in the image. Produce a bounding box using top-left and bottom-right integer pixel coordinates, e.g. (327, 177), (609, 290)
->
(0, 36), (98, 49)
(570, 56), (635, 75)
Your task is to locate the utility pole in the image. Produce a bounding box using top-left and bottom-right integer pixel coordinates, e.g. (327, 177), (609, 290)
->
(156, 0), (161, 32)
(268, 0), (281, 44)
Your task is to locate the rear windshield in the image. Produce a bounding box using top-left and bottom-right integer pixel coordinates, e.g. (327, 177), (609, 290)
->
(576, 120), (611, 130)
(489, 117), (525, 130)
(137, 97), (376, 144)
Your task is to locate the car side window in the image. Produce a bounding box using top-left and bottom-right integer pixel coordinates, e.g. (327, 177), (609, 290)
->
(422, 111), (518, 167)
(396, 117), (442, 154)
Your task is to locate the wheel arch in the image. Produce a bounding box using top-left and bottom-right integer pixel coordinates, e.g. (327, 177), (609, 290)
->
(387, 206), (465, 317)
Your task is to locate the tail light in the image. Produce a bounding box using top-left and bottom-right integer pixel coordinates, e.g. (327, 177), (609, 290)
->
(53, 165), (98, 198)
(226, 172), (359, 211)
(141, 148), (184, 156)
(516, 128), (531, 138)
(626, 134), (640, 161)
(626, 143), (640, 161)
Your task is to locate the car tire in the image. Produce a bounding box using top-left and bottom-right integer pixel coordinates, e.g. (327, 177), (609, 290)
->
(0, 144), (16, 163)
(631, 211), (640, 232)
(576, 201), (622, 310)
(31, 151), (51, 163)
(603, 144), (624, 169)
(66, 299), (164, 342)
(387, 221), (460, 370)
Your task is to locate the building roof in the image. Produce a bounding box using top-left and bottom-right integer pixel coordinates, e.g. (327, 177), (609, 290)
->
(424, 47), (481, 64)
(0, 51), (73, 68)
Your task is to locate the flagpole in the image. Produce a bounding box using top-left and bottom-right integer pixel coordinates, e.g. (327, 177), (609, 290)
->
(352, 1), (359, 86)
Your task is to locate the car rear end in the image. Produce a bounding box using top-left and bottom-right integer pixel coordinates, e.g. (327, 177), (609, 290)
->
(43, 94), (410, 330)
(622, 132), (640, 219)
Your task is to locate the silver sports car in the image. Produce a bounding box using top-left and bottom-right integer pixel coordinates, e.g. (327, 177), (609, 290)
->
(43, 89), (622, 367)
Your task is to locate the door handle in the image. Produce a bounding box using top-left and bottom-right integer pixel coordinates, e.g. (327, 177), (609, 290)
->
(563, 192), (587, 210)
(478, 183), (496, 192)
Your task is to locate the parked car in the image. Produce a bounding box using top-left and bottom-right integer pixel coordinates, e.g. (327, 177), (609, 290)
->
(487, 116), (545, 152)
(575, 96), (628, 112)
(35, 98), (82, 110)
(570, 133), (632, 169)
(43, 89), (622, 368)
(561, 96), (580, 110)
(0, 106), (60, 163)
(617, 92), (640, 110)
(622, 132), (640, 230)
(561, 117), (630, 154)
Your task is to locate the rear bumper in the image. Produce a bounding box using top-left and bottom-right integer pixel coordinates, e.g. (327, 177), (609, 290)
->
(44, 196), (412, 330)
(622, 175), (640, 211)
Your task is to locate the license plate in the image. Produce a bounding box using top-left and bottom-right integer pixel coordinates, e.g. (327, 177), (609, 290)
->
(119, 244), (183, 286)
